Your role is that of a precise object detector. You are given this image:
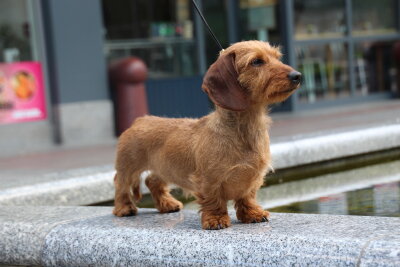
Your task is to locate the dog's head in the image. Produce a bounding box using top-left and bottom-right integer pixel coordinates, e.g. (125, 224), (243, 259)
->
(202, 40), (301, 111)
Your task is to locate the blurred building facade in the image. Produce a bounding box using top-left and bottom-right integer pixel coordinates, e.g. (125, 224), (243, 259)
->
(0, 0), (399, 156)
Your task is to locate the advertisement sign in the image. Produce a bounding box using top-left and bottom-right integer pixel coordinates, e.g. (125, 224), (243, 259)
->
(0, 61), (47, 124)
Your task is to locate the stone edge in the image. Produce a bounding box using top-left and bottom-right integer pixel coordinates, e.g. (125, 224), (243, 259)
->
(0, 206), (112, 266)
(0, 124), (399, 206)
(0, 208), (398, 266)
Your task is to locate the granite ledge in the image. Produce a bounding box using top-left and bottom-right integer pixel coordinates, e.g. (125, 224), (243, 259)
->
(271, 123), (400, 169)
(0, 206), (399, 266)
(1, 123), (399, 207)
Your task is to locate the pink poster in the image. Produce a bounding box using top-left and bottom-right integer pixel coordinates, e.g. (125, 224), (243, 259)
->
(0, 61), (47, 124)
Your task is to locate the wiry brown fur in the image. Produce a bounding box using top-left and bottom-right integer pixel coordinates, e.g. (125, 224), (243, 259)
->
(113, 41), (300, 230)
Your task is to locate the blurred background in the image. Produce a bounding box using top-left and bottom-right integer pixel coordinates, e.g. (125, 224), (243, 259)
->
(0, 0), (399, 156)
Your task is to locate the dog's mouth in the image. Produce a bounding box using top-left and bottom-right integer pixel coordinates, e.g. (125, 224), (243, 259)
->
(269, 86), (298, 97)
(280, 87), (298, 94)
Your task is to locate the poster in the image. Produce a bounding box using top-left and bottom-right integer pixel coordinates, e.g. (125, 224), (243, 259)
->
(0, 61), (47, 124)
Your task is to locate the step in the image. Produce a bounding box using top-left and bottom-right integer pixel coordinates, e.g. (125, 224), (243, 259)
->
(0, 206), (399, 266)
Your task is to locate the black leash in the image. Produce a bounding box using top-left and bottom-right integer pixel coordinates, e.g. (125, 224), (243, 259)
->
(191, 0), (224, 51)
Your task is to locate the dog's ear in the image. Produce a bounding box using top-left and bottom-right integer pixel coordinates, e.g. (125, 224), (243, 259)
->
(202, 52), (249, 111)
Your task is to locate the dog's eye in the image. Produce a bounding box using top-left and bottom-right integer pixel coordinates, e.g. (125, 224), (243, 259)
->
(251, 58), (265, 67)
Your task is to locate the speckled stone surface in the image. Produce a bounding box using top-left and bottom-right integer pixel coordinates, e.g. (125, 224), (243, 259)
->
(0, 206), (111, 266)
(0, 169), (116, 206)
(1, 206), (398, 266)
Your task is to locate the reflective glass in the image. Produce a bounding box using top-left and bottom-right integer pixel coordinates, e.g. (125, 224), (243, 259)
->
(296, 43), (350, 103)
(294, 0), (346, 40)
(103, 0), (198, 78)
(202, 0), (229, 67)
(238, 0), (281, 44)
(354, 41), (399, 96)
(352, 0), (397, 36)
(0, 0), (36, 62)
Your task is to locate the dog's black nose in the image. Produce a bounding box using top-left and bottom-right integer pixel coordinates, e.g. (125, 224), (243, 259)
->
(288, 71), (302, 84)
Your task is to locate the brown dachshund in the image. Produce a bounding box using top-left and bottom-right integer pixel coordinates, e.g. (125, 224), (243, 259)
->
(113, 40), (301, 230)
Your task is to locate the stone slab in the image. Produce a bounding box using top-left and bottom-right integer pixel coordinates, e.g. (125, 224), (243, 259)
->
(0, 169), (115, 206)
(0, 207), (399, 266)
(271, 124), (400, 169)
(0, 206), (111, 266)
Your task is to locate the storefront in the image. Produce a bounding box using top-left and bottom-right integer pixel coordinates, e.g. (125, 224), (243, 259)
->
(0, 0), (112, 156)
(0, 0), (399, 156)
(288, 0), (400, 109)
(102, 0), (209, 118)
(102, 0), (400, 114)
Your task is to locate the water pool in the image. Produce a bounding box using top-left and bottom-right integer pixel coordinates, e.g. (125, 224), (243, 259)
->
(183, 160), (400, 217)
(269, 181), (399, 217)
(258, 160), (400, 217)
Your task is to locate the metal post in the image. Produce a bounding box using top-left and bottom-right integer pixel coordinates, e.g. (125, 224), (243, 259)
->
(39, 0), (63, 144)
(280, 0), (297, 111)
(193, 0), (207, 74)
(226, 0), (239, 44)
(396, 0), (400, 32)
(346, 0), (356, 96)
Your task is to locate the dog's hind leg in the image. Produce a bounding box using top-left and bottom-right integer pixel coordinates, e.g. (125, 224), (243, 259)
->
(113, 169), (141, 217)
(145, 174), (183, 213)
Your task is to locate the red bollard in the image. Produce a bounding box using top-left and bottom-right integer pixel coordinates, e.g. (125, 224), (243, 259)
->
(109, 57), (149, 135)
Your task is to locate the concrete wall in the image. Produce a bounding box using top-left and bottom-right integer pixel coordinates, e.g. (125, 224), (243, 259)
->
(43, 0), (108, 103)
(43, 0), (115, 146)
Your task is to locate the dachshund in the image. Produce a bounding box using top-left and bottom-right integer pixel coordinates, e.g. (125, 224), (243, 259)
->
(113, 40), (301, 230)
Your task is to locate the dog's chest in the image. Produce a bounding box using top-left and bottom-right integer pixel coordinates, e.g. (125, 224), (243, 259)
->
(221, 151), (270, 200)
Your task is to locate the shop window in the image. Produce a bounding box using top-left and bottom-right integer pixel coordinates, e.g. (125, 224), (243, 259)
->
(0, 0), (36, 62)
(294, 0), (346, 40)
(296, 43), (350, 103)
(354, 41), (399, 96)
(238, 0), (281, 45)
(103, 0), (198, 78)
(0, 0), (47, 124)
(352, 0), (397, 36)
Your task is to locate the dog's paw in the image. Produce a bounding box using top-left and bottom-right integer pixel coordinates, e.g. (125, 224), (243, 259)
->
(113, 204), (138, 217)
(157, 197), (183, 213)
(202, 214), (231, 230)
(237, 209), (270, 224)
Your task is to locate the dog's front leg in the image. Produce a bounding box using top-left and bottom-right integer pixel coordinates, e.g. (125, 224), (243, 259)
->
(197, 192), (231, 230)
(235, 189), (270, 224)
